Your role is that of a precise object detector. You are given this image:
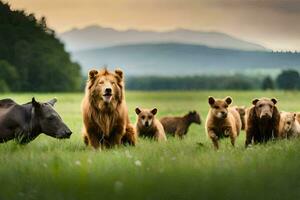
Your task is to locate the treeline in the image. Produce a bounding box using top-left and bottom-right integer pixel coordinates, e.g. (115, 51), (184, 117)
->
(0, 2), (82, 92)
(126, 70), (300, 91)
(126, 75), (262, 90)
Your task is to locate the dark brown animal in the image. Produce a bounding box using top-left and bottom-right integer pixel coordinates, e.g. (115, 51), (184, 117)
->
(205, 96), (241, 149)
(234, 106), (246, 130)
(0, 98), (72, 144)
(81, 68), (136, 149)
(135, 107), (166, 141)
(160, 111), (201, 139)
(245, 98), (280, 147)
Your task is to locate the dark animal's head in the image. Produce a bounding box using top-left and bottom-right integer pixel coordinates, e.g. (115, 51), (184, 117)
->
(87, 68), (124, 105)
(135, 107), (157, 128)
(186, 111), (201, 124)
(252, 98), (277, 120)
(32, 98), (72, 139)
(208, 96), (232, 119)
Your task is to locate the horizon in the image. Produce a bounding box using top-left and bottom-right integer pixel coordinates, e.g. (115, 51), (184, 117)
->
(5, 0), (300, 52)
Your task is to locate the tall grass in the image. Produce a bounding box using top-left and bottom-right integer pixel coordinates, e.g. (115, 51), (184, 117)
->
(0, 91), (299, 200)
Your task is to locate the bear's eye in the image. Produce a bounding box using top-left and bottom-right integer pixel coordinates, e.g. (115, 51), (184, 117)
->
(214, 106), (219, 109)
(148, 116), (152, 120)
(259, 104), (263, 108)
(99, 81), (104, 84)
(141, 116), (145, 120)
(111, 81), (115, 85)
(224, 105), (228, 108)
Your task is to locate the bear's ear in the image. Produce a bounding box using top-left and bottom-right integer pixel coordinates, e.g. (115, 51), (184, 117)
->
(88, 69), (98, 80)
(48, 98), (57, 107)
(208, 96), (215, 105)
(252, 98), (259, 105)
(225, 96), (232, 105)
(135, 107), (141, 115)
(32, 97), (40, 108)
(115, 69), (123, 82)
(151, 108), (158, 115)
(271, 98), (277, 105)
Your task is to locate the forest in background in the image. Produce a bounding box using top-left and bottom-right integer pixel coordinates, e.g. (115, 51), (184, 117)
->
(0, 2), (81, 92)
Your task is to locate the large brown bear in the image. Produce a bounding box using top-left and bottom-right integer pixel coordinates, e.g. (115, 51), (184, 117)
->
(205, 96), (241, 149)
(245, 98), (280, 147)
(81, 68), (136, 149)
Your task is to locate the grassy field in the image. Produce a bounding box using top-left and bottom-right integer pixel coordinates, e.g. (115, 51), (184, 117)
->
(1, 91), (300, 200)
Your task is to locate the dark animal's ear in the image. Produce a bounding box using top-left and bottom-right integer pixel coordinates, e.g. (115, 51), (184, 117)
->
(48, 98), (57, 106)
(151, 108), (158, 115)
(32, 97), (40, 108)
(271, 98), (277, 105)
(208, 96), (215, 105)
(115, 69), (123, 82)
(88, 69), (98, 80)
(252, 98), (259, 105)
(225, 96), (232, 105)
(135, 107), (141, 115)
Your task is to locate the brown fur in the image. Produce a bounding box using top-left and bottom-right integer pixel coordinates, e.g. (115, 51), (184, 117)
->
(135, 108), (167, 141)
(205, 96), (241, 149)
(160, 111), (201, 139)
(278, 112), (300, 139)
(296, 113), (300, 124)
(233, 106), (246, 130)
(81, 68), (136, 149)
(245, 97), (280, 147)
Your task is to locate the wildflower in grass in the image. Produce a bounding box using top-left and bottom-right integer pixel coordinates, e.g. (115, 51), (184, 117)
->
(135, 160), (142, 167)
(114, 181), (123, 193)
(75, 160), (81, 166)
(125, 150), (133, 159)
(159, 168), (164, 173)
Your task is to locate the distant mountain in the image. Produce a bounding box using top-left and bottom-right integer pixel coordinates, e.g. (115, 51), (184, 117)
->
(59, 25), (267, 52)
(71, 43), (300, 76)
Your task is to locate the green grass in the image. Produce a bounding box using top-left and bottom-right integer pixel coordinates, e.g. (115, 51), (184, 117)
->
(1, 91), (300, 200)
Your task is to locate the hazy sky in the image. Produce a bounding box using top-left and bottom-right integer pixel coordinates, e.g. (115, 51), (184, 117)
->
(5, 0), (300, 51)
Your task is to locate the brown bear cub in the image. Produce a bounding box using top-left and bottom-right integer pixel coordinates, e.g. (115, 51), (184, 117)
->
(160, 111), (201, 139)
(205, 96), (241, 149)
(81, 68), (136, 149)
(245, 98), (280, 147)
(135, 108), (167, 141)
(234, 106), (246, 130)
(278, 112), (300, 139)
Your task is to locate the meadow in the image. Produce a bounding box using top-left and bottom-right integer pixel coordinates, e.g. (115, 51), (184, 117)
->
(0, 91), (300, 200)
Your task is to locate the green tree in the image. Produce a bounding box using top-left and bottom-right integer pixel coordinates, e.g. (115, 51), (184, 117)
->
(0, 79), (10, 92)
(261, 76), (274, 90)
(276, 70), (300, 90)
(0, 60), (19, 90)
(0, 2), (82, 92)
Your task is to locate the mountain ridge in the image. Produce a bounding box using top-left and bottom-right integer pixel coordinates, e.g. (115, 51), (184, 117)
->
(71, 42), (300, 76)
(59, 25), (268, 52)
